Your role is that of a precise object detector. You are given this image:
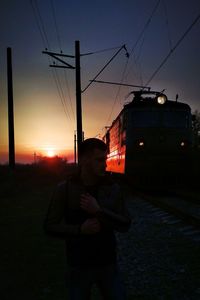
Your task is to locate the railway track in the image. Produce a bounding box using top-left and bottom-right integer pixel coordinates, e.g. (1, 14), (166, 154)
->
(113, 173), (200, 230)
(131, 189), (200, 243)
(116, 189), (200, 298)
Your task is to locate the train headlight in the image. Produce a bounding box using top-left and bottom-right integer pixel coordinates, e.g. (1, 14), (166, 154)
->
(157, 94), (167, 104)
(137, 140), (145, 147)
(180, 141), (186, 147)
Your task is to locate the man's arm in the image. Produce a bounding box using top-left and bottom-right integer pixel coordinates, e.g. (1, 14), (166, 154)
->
(44, 181), (101, 238)
(44, 182), (80, 238)
(96, 205), (131, 233)
(80, 184), (132, 232)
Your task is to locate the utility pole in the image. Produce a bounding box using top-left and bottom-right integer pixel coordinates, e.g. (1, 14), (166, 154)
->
(7, 47), (15, 169)
(43, 40), (83, 164)
(74, 131), (77, 164)
(75, 41), (82, 163)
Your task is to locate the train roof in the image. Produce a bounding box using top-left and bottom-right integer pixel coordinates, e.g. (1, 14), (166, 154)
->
(124, 90), (191, 110)
(109, 90), (191, 128)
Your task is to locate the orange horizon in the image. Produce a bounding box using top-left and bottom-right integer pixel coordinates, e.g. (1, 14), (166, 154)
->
(0, 149), (74, 164)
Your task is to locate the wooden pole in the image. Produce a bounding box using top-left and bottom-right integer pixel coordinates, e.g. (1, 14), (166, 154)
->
(7, 47), (15, 168)
(75, 41), (82, 164)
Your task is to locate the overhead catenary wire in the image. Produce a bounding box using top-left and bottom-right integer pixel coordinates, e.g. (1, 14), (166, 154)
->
(82, 45), (129, 93)
(124, 0), (161, 82)
(49, 0), (75, 123)
(30, 0), (51, 50)
(30, 0), (50, 49)
(144, 12), (200, 88)
(162, 0), (173, 51)
(30, 0), (73, 128)
(130, 0), (161, 56)
(52, 69), (74, 128)
(106, 57), (130, 125)
(50, 0), (62, 50)
(64, 70), (75, 120)
(83, 45), (125, 56)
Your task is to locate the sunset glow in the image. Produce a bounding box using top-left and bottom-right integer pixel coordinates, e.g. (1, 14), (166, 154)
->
(0, 1), (199, 165)
(45, 148), (56, 157)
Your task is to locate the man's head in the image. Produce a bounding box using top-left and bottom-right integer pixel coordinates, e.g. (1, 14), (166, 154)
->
(79, 138), (107, 177)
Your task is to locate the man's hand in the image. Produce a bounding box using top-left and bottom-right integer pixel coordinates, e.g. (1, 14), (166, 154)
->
(80, 193), (101, 214)
(80, 218), (101, 235)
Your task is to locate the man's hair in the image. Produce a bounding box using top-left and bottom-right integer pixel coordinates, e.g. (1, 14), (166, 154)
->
(79, 138), (107, 157)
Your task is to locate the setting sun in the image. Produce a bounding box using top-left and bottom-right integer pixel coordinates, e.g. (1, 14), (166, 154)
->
(46, 148), (56, 157)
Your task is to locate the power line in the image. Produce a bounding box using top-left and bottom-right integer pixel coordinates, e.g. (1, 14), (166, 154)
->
(82, 45), (129, 93)
(85, 45), (124, 55)
(50, 0), (62, 50)
(31, 0), (51, 49)
(162, 0), (173, 51)
(30, 0), (48, 48)
(125, 0), (161, 79)
(49, 0), (75, 124)
(52, 69), (71, 126)
(64, 70), (75, 121)
(144, 13), (200, 88)
(30, 0), (73, 128)
(130, 0), (161, 56)
(106, 57), (129, 125)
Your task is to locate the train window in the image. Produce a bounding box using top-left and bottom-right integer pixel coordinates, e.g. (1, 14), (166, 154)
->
(130, 110), (191, 128)
(131, 111), (160, 127)
(162, 111), (191, 128)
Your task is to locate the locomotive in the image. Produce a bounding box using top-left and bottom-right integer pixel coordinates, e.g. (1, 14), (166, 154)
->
(103, 90), (193, 186)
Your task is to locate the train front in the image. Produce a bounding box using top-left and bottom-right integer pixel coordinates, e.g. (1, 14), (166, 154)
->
(125, 91), (193, 186)
(105, 90), (193, 187)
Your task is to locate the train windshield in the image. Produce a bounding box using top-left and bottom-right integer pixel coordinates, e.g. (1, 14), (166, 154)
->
(131, 110), (191, 128)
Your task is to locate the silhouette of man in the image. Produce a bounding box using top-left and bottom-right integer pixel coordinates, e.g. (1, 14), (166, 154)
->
(44, 138), (131, 300)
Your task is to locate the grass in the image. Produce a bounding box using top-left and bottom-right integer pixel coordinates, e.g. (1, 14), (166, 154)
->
(0, 164), (69, 300)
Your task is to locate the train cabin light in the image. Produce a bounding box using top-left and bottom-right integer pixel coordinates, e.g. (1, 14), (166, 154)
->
(157, 94), (167, 104)
(138, 140), (144, 147)
(180, 141), (185, 147)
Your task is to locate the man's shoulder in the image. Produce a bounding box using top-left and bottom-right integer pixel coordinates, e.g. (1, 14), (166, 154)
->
(56, 172), (81, 190)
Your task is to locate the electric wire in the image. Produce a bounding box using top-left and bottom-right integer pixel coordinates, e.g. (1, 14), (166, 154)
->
(30, 0), (73, 128)
(82, 45), (128, 93)
(49, 0), (75, 123)
(34, 0), (72, 124)
(30, 0), (49, 48)
(130, 0), (161, 56)
(50, 0), (62, 50)
(106, 57), (129, 125)
(144, 13), (200, 88)
(64, 70), (75, 120)
(84, 45), (124, 55)
(31, 0), (51, 49)
(53, 68), (72, 122)
(162, 0), (173, 51)
(125, 0), (161, 80)
(132, 34), (146, 85)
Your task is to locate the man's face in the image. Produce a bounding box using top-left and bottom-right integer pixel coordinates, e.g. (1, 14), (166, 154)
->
(82, 148), (107, 177)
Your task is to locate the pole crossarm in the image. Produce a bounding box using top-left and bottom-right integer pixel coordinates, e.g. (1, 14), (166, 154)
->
(42, 50), (75, 58)
(49, 64), (74, 68)
(42, 50), (75, 69)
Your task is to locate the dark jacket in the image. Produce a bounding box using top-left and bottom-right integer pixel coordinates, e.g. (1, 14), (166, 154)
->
(44, 174), (131, 267)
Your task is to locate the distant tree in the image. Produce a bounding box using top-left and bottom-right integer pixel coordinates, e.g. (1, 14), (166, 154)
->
(192, 110), (200, 147)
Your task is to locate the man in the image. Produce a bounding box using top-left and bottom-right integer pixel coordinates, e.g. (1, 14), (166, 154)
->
(44, 138), (131, 300)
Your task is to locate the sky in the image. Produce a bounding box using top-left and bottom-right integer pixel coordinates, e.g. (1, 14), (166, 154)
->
(0, 0), (200, 163)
